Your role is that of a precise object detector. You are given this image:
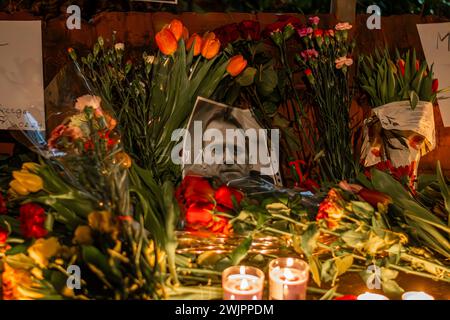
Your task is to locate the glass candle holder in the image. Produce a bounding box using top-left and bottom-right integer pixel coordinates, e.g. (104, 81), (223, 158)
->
(222, 266), (264, 300)
(269, 257), (309, 300)
(357, 292), (389, 300)
(402, 291), (434, 300)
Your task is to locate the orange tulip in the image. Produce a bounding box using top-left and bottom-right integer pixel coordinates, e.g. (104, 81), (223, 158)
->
(168, 19), (184, 41)
(155, 28), (178, 56)
(203, 31), (216, 42)
(187, 33), (203, 56)
(182, 26), (189, 42)
(226, 55), (248, 77)
(201, 35), (221, 59)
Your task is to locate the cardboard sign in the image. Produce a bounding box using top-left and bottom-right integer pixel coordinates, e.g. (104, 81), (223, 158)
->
(0, 21), (45, 131)
(417, 23), (450, 127)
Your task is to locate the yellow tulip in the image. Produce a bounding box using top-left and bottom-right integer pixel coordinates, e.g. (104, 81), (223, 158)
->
(9, 179), (30, 196)
(12, 171), (43, 193)
(22, 162), (40, 172)
(27, 237), (61, 268)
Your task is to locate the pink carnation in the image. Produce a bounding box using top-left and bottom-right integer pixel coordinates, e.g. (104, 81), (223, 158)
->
(301, 49), (319, 60)
(308, 16), (320, 26)
(297, 27), (313, 38)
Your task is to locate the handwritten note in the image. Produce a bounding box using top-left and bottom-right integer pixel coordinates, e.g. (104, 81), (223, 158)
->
(0, 21), (45, 131)
(417, 23), (450, 127)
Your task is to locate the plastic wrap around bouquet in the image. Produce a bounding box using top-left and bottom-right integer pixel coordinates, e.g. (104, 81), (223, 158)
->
(358, 49), (439, 177)
(361, 100), (436, 168)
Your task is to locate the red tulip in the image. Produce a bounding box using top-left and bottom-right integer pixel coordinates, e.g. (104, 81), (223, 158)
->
(432, 79), (439, 93)
(398, 59), (406, 76)
(357, 188), (392, 208)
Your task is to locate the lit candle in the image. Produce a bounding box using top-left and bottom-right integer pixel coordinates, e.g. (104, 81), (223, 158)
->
(357, 292), (389, 300)
(402, 291), (434, 300)
(269, 257), (309, 300)
(222, 266), (264, 300)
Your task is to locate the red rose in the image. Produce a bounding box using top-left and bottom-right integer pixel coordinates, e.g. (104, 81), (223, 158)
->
(185, 203), (214, 228)
(239, 20), (261, 41)
(0, 227), (8, 244)
(214, 185), (243, 210)
(335, 295), (357, 300)
(19, 203), (48, 239)
(0, 193), (7, 215)
(176, 175), (215, 208)
(214, 23), (240, 46)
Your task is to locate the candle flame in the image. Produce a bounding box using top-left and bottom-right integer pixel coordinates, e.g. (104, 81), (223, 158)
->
(286, 258), (294, 267)
(240, 278), (250, 290)
(283, 268), (295, 280)
(240, 266), (246, 275)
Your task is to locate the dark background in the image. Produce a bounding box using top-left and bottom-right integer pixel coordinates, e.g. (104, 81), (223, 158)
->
(0, 0), (449, 19)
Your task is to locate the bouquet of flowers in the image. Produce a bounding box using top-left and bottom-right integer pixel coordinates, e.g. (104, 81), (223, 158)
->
(294, 18), (358, 183)
(1, 97), (165, 300)
(359, 49), (439, 175)
(69, 19), (249, 185)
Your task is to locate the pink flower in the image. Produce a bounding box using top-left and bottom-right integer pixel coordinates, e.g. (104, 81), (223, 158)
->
(308, 16), (320, 26)
(335, 22), (352, 31)
(301, 49), (319, 60)
(335, 56), (353, 69)
(325, 29), (335, 37)
(297, 27), (313, 38)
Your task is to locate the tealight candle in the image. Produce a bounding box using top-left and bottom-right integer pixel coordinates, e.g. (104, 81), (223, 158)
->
(357, 292), (389, 300)
(222, 266), (264, 300)
(269, 257), (309, 300)
(402, 291), (434, 300)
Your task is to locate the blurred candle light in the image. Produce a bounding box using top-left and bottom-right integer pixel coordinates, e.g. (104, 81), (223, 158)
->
(269, 257), (309, 300)
(402, 291), (434, 300)
(357, 292), (389, 300)
(222, 266), (264, 300)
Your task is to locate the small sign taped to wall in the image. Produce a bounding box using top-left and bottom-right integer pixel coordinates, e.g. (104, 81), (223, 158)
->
(0, 21), (45, 131)
(417, 22), (450, 127)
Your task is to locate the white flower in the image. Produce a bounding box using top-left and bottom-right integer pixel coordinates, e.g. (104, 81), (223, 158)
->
(144, 55), (155, 64)
(75, 95), (102, 112)
(335, 22), (352, 31)
(335, 57), (353, 69)
(115, 43), (125, 51)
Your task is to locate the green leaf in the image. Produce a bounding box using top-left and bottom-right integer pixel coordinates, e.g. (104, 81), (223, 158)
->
(301, 223), (319, 257)
(436, 161), (450, 226)
(5, 244), (29, 256)
(308, 256), (322, 287)
(409, 90), (419, 110)
(229, 235), (252, 265)
(382, 279), (404, 296)
(334, 254), (354, 276)
(371, 169), (412, 203)
(236, 67), (257, 87)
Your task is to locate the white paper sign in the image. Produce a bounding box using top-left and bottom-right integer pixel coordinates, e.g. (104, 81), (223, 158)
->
(0, 21), (45, 131)
(417, 23), (450, 127)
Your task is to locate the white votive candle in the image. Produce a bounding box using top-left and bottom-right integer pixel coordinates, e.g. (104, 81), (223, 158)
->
(357, 292), (389, 300)
(402, 291), (434, 300)
(269, 257), (309, 300)
(222, 266), (264, 300)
